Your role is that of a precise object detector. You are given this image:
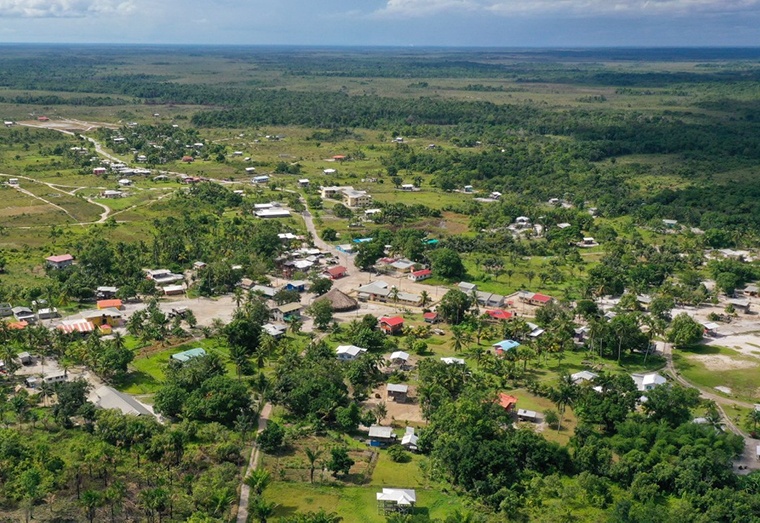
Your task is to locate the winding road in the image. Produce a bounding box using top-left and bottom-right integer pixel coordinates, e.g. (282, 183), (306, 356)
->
(660, 341), (759, 472)
(236, 403), (272, 523)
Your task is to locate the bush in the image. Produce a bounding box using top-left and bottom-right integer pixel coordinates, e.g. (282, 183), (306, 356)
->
(258, 421), (285, 453)
(387, 444), (410, 463)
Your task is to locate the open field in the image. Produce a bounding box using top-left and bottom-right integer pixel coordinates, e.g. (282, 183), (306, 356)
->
(672, 344), (760, 403)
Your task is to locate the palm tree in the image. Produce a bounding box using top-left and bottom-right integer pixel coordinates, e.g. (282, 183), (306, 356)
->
(451, 326), (467, 353)
(79, 489), (103, 523)
(505, 269), (515, 286)
(748, 409), (760, 434)
(104, 481), (126, 523)
(549, 374), (577, 431)
(244, 469), (271, 497)
(249, 496), (277, 523)
(389, 286), (400, 310)
(289, 319), (303, 335)
(525, 270), (536, 287)
(419, 290), (431, 308)
(304, 447), (323, 483)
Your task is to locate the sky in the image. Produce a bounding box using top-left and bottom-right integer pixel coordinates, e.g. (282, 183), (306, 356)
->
(0, 0), (759, 47)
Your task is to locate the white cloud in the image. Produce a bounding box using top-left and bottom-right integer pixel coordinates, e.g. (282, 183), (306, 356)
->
(0, 0), (135, 17)
(374, 0), (760, 17)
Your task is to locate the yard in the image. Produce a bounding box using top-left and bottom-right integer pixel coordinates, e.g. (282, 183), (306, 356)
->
(672, 344), (760, 403)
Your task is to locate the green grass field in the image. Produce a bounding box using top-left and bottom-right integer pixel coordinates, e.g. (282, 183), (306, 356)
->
(672, 344), (760, 402)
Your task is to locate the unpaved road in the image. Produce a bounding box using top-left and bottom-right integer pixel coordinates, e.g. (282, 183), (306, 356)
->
(236, 403), (272, 523)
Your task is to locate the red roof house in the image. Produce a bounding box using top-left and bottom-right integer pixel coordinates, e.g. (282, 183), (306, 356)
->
(325, 265), (347, 280)
(423, 312), (438, 323)
(332, 155), (346, 161)
(487, 309), (513, 321)
(531, 293), (553, 304)
(37, 116), (49, 122)
(497, 393), (518, 411)
(379, 316), (405, 335)
(46, 254), (74, 269)
(97, 299), (123, 310)
(409, 268), (432, 282)
(181, 155), (194, 163)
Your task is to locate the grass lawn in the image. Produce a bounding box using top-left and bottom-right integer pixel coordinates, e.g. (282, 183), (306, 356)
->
(266, 482), (466, 523)
(672, 344), (760, 402)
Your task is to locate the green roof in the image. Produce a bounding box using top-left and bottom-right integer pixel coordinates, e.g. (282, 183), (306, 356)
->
(172, 347), (206, 362)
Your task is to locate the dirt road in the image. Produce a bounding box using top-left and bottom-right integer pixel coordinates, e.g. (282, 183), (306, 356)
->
(236, 403), (272, 523)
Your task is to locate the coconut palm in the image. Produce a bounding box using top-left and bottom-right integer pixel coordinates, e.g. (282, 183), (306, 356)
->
(304, 446), (323, 483)
(419, 290), (431, 308)
(243, 469), (271, 497)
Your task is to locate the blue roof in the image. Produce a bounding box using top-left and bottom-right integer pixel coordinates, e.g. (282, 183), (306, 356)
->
(172, 347), (206, 362)
(493, 340), (520, 351)
(353, 238), (373, 243)
(425, 239), (439, 245)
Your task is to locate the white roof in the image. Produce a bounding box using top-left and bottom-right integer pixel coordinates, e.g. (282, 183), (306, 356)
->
(517, 408), (538, 419)
(376, 488), (416, 506)
(263, 323), (287, 336)
(571, 370), (599, 383)
(91, 385), (152, 416)
(163, 284), (185, 293)
(702, 322), (720, 330)
(387, 383), (409, 393)
(336, 345), (367, 358)
(368, 425), (394, 439)
(441, 357), (465, 365)
(632, 372), (667, 391)
(255, 209), (291, 218)
(401, 433), (419, 446)
(390, 351), (409, 361)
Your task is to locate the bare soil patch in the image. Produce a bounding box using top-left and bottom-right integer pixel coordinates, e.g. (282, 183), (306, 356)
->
(690, 354), (758, 371)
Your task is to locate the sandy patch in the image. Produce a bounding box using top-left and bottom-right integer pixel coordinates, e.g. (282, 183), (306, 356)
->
(691, 354), (758, 371)
(364, 383), (425, 425)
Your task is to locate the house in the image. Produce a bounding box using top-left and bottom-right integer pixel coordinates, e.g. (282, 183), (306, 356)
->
(571, 370), (599, 384)
(574, 326), (590, 342)
(487, 309), (513, 321)
(163, 284), (186, 296)
(97, 299), (123, 310)
(476, 291), (505, 308)
(497, 393), (518, 411)
(379, 316), (404, 335)
(377, 489), (416, 514)
(458, 282), (478, 294)
(493, 339), (520, 356)
(702, 322), (720, 337)
(423, 312), (439, 323)
(632, 372), (667, 392)
(729, 298), (751, 313)
(12, 306), (36, 324)
(336, 345), (368, 361)
(95, 286), (119, 299)
(81, 308), (123, 327)
(368, 425), (397, 446)
(101, 190), (123, 199)
(441, 357), (465, 365)
(37, 116), (49, 122)
(387, 383), (409, 402)
(517, 409), (539, 422)
(0, 303), (12, 318)
(581, 237), (596, 246)
(263, 323), (287, 338)
(742, 284), (759, 297)
(251, 285), (277, 298)
(400, 184), (415, 191)
(662, 219), (679, 228)
(18, 352), (33, 365)
(526, 322), (545, 338)
(343, 189), (372, 208)
(390, 259), (416, 273)
(7, 178), (18, 186)
(284, 280), (308, 293)
(193, 261), (207, 270)
(514, 216), (531, 228)
(325, 266), (347, 280)
(401, 427), (419, 451)
(93, 167), (107, 175)
(557, 222), (572, 229)
(323, 168), (337, 175)
(91, 385), (152, 417)
(118, 179), (132, 187)
(57, 319), (95, 334)
(409, 269), (432, 282)
(181, 155), (195, 163)
(245, 167), (257, 174)
(252, 175), (270, 184)
(37, 308), (58, 320)
(463, 185), (474, 193)
(42, 372), (67, 385)
(46, 254), (74, 270)
(255, 209), (291, 218)
(518, 291), (553, 306)
(172, 347), (206, 363)
(298, 178), (310, 187)
(389, 351), (410, 365)
(271, 302), (302, 322)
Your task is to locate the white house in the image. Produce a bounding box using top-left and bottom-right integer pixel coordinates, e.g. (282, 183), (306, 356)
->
(632, 372), (667, 392)
(336, 345), (368, 361)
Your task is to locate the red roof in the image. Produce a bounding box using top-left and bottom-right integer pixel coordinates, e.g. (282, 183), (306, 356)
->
(7, 321), (28, 330)
(379, 316), (404, 327)
(532, 293), (553, 303)
(181, 156), (194, 162)
(411, 269), (432, 277)
(333, 155), (346, 160)
(46, 254), (73, 263)
(57, 320), (95, 334)
(498, 393), (518, 410)
(326, 266), (347, 277)
(423, 312), (438, 320)
(487, 309), (513, 321)
(97, 299), (123, 310)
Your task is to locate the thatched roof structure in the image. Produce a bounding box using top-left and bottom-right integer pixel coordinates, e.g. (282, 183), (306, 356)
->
(315, 288), (359, 312)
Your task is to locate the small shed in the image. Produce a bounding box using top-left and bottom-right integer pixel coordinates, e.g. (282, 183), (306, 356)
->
(517, 409), (539, 422)
(18, 352), (33, 365)
(368, 425), (396, 446)
(389, 351), (409, 365)
(386, 383), (409, 402)
(171, 347), (206, 363)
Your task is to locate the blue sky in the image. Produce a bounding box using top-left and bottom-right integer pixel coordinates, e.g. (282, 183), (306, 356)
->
(0, 0), (759, 46)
